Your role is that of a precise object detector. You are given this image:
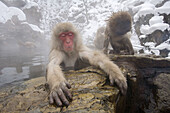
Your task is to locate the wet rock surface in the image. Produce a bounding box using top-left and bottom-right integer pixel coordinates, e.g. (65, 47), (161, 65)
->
(0, 67), (120, 113)
(0, 55), (170, 113)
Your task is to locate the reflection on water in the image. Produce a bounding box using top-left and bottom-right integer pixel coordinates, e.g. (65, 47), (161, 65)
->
(0, 47), (49, 87)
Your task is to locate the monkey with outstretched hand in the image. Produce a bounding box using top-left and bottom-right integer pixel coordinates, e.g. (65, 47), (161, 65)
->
(46, 22), (127, 107)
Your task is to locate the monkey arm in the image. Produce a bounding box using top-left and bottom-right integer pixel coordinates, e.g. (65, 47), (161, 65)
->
(79, 46), (127, 95)
(103, 37), (109, 54)
(47, 49), (72, 106)
(103, 28), (110, 54)
(124, 38), (134, 55)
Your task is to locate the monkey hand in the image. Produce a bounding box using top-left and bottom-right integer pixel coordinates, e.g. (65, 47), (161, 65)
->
(109, 73), (127, 95)
(49, 81), (72, 107)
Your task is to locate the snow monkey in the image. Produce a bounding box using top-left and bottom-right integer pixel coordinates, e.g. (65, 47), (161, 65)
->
(103, 11), (134, 55)
(94, 26), (105, 50)
(46, 22), (127, 107)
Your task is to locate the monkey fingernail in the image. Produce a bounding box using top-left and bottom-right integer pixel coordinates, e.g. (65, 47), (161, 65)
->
(64, 101), (69, 106)
(49, 100), (53, 104)
(57, 103), (62, 107)
(65, 82), (71, 89)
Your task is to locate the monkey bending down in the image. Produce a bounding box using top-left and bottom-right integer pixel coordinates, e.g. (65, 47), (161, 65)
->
(103, 11), (134, 55)
(46, 22), (127, 107)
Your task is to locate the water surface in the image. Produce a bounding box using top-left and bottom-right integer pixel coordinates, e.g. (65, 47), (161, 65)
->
(0, 47), (48, 87)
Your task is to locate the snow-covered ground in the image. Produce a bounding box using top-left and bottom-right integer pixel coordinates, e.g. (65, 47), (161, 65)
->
(0, 0), (169, 57)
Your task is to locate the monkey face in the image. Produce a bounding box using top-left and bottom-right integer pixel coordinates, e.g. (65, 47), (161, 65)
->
(59, 32), (75, 52)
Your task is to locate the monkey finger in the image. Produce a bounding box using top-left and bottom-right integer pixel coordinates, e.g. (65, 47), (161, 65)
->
(61, 85), (72, 101)
(116, 79), (127, 95)
(53, 91), (62, 106)
(109, 75), (114, 85)
(57, 89), (69, 106)
(65, 81), (71, 89)
(49, 92), (54, 104)
(120, 86), (127, 95)
(121, 82), (127, 95)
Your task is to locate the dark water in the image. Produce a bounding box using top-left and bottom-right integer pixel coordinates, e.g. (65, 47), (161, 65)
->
(0, 47), (49, 87)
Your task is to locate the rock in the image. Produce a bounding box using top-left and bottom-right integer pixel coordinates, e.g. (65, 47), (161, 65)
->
(153, 73), (170, 113)
(0, 15), (44, 50)
(134, 14), (154, 36)
(140, 30), (169, 46)
(132, 1), (170, 57)
(23, 4), (42, 26)
(160, 48), (170, 57)
(1, 0), (27, 8)
(0, 55), (170, 113)
(0, 67), (120, 113)
(110, 55), (170, 113)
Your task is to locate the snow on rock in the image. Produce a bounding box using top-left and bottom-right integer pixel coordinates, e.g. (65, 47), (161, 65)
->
(22, 22), (44, 33)
(155, 39), (170, 50)
(22, 1), (39, 9)
(0, 1), (26, 23)
(143, 42), (160, 55)
(155, 1), (170, 15)
(149, 15), (163, 25)
(22, 2), (39, 9)
(149, 0), (163, 5)
(140, 15), (169, 35)
(167, 53), (170, 59)
(130, 32), (143, 51)
(133, 2), (156, 22)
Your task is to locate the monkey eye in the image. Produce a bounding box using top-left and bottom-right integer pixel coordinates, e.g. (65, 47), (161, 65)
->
(61, 34), (66, 37)
(59, 33), (66, 38)
(68, 32), (73, 36)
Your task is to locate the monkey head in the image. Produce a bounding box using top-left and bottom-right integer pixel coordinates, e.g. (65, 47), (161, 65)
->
(108, 11), (132, 36)
(51, 22), (82, 53)
(59, 32), (74, 52)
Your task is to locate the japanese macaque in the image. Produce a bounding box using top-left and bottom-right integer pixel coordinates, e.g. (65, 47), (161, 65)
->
(94, 26), (105, 50)
(46, 22), (127, 107)
(103, 11), (134, 55)
(18, 41), (36, 48)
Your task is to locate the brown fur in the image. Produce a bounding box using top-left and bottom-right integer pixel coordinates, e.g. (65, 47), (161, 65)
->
(104, 11), (134, 55)
(108, 11), (132, 36)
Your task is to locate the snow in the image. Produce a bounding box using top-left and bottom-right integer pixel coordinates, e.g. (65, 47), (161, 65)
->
(149, 0), (163, 5)
(0, 0), (170, 57)
(140, 15), (169, 35)
(130, 31), (143, 51)
(0, 1), (44, 34)
(155, 39), (170, 50)
(133, 2), (156, 22)
(22, 1), (39, 9)
(0, 1), (26, 23)
(149, 15), (164, 26)
(142, 42), (160, 55)
(22, 22), (44, 33)
(167, 53), (170, 59)
(155, 1), (170, 15)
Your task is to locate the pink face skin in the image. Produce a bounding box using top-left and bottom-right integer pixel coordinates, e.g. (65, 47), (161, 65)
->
(59, 32), (74, 52)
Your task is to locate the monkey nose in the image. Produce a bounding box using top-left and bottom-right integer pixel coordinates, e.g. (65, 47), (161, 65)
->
(66, 38), (71, 44)
(66, 40), (70, 44)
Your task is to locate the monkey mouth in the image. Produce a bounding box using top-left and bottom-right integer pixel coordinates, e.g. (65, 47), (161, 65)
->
(64, 46), (73, 52)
